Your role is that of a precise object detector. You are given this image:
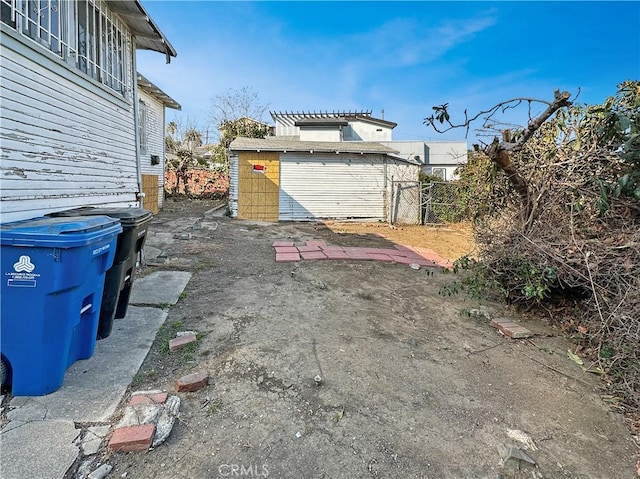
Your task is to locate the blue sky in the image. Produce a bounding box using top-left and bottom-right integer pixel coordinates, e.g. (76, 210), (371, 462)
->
(136, 1), (640, 144)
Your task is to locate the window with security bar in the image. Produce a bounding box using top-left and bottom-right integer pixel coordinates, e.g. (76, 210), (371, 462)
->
(1, 0), (131, 97)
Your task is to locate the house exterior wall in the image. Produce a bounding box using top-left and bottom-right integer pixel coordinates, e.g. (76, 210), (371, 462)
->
(343, 120), (393, 142)
(424, 142), (467, 180)
(138, 88), (166, 210)
(0, 21), (138, 223)
(379, 141), (427, 164)
(299, 127), (342, 142)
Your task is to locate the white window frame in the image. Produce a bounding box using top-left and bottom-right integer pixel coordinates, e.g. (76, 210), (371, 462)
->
(138, 99), (148, 154)
(1, 0), (132, 97)
(430, 167), (446, 180)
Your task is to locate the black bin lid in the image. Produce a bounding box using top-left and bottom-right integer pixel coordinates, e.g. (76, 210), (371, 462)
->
(49, 207), (152, 227)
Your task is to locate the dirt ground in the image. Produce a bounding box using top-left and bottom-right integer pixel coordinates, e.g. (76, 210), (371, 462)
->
(105, 198), (636, 479)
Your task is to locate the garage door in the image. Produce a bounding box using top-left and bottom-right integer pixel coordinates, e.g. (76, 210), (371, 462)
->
(279, 154), (385, 221)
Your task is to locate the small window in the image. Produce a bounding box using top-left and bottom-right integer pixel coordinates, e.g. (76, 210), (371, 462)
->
(430, 168), (446, 180)
(138, 100), (148, 154)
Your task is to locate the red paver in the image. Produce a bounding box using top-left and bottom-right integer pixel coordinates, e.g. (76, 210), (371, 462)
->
(325, 250), (351, 260)
(491, 319), (533, 339)
(300, 250), (328, 260)
(272, 241), (295, 247)
(169, 333), (197, 352)
(345, 249), (374, 260)
(297, 245), (321, 252)
(128, 391), (168, 406)
(274, 246), (299, 253)
(363, 247), (395, 255)
(109, 424), (155, 452)
(322, 246), (345, 252)
(275, 252), (300, 262)
(367, 253), (394, 262)
(176, 370), (209, 392)
(394, 245), (415, 252)
(306, 240), (327, 247)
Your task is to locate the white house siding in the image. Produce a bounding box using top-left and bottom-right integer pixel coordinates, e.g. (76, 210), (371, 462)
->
(298, 127), (342, 142)
(343, 121), (393, 142)
(424, 142), (467, 180)
(279, 153), (386, 221)
(380, 141), (428, 164)
(0, 30), (137, 223)
(138, 89), (165, 209)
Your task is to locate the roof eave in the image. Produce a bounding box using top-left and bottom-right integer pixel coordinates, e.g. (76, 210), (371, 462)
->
(107, 0), (177, 62)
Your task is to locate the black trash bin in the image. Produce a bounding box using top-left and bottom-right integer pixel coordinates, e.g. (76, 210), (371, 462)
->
(48, 207), (152, 339)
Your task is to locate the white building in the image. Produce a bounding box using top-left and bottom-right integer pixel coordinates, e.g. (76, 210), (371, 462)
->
(0, 0), (176, 222)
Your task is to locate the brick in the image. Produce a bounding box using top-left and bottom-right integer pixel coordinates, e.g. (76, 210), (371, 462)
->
(297, 245), (321, 252)
(300, 250), (327, 260)
(169, 334), (197, 351)
(272, 241), (294, 247)
(322, 246), (345, 252)
(275, 252), (300, 263)
(491, 318), (533, 339)
(274, 246), (298, 253)
(129, 391), (168, 406)
(169, 333), (197, 352)
(176, 371), (209, 392)
(394, 245), (415, 252)
(389, 255), (414, 265)
(109, 424), (155, 452)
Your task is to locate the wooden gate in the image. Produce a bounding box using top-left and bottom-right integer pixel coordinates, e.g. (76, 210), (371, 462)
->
(141, 174), (159, 214)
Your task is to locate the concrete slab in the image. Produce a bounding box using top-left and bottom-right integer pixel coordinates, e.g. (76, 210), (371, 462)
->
(143, 245), (163, 261)
(0, 419), (79, 479)
(7, 306), (168, 423)
(129, 271), (192, 306)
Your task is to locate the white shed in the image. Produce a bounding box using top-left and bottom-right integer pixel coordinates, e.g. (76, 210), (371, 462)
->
(0, 0), (176, 223)
(229, 137), (420, 222)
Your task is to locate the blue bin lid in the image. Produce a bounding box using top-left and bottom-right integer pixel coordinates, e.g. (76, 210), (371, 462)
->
(0, 216), (122, 248)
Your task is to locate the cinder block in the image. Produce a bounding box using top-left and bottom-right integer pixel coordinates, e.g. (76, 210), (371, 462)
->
(109, 424), (155, 452)
(169, 333), (197, 352)
(176, 371), (209, 392)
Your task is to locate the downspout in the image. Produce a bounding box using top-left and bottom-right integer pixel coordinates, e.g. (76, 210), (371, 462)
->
(132, 37), (144, 207)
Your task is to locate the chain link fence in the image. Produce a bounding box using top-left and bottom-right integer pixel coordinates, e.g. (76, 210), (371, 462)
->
(389, 181), (463, 225)
(422, 181), (463, 224)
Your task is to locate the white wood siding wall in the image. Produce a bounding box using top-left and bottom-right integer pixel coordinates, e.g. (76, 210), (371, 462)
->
(0, 29), (137, 223)
(279, 153), (386, 221)
(344, 121), (393, 142)
(138, 89), (165, 208)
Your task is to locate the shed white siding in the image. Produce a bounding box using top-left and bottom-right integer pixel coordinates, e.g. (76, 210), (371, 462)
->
(138, 89), (166, 208)
(279, 154), (386, 221)
(0, 29), (138, 223)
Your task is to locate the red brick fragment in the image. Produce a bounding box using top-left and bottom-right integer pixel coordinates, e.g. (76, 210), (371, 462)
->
(128, 391), (168, 406)
(176, 370), (209, 392)
(274, 246), (298, 253)
(109, 424), (155, 452)
(169, 334), (197, 352)
(491, 318), (533, 339)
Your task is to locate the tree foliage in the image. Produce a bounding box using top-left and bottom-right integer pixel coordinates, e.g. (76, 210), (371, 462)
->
(430, 81), (640, 417)
(165, 120), (207, 196)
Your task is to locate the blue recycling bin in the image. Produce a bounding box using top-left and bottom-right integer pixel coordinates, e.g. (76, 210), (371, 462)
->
(0, 216), (122, 396)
